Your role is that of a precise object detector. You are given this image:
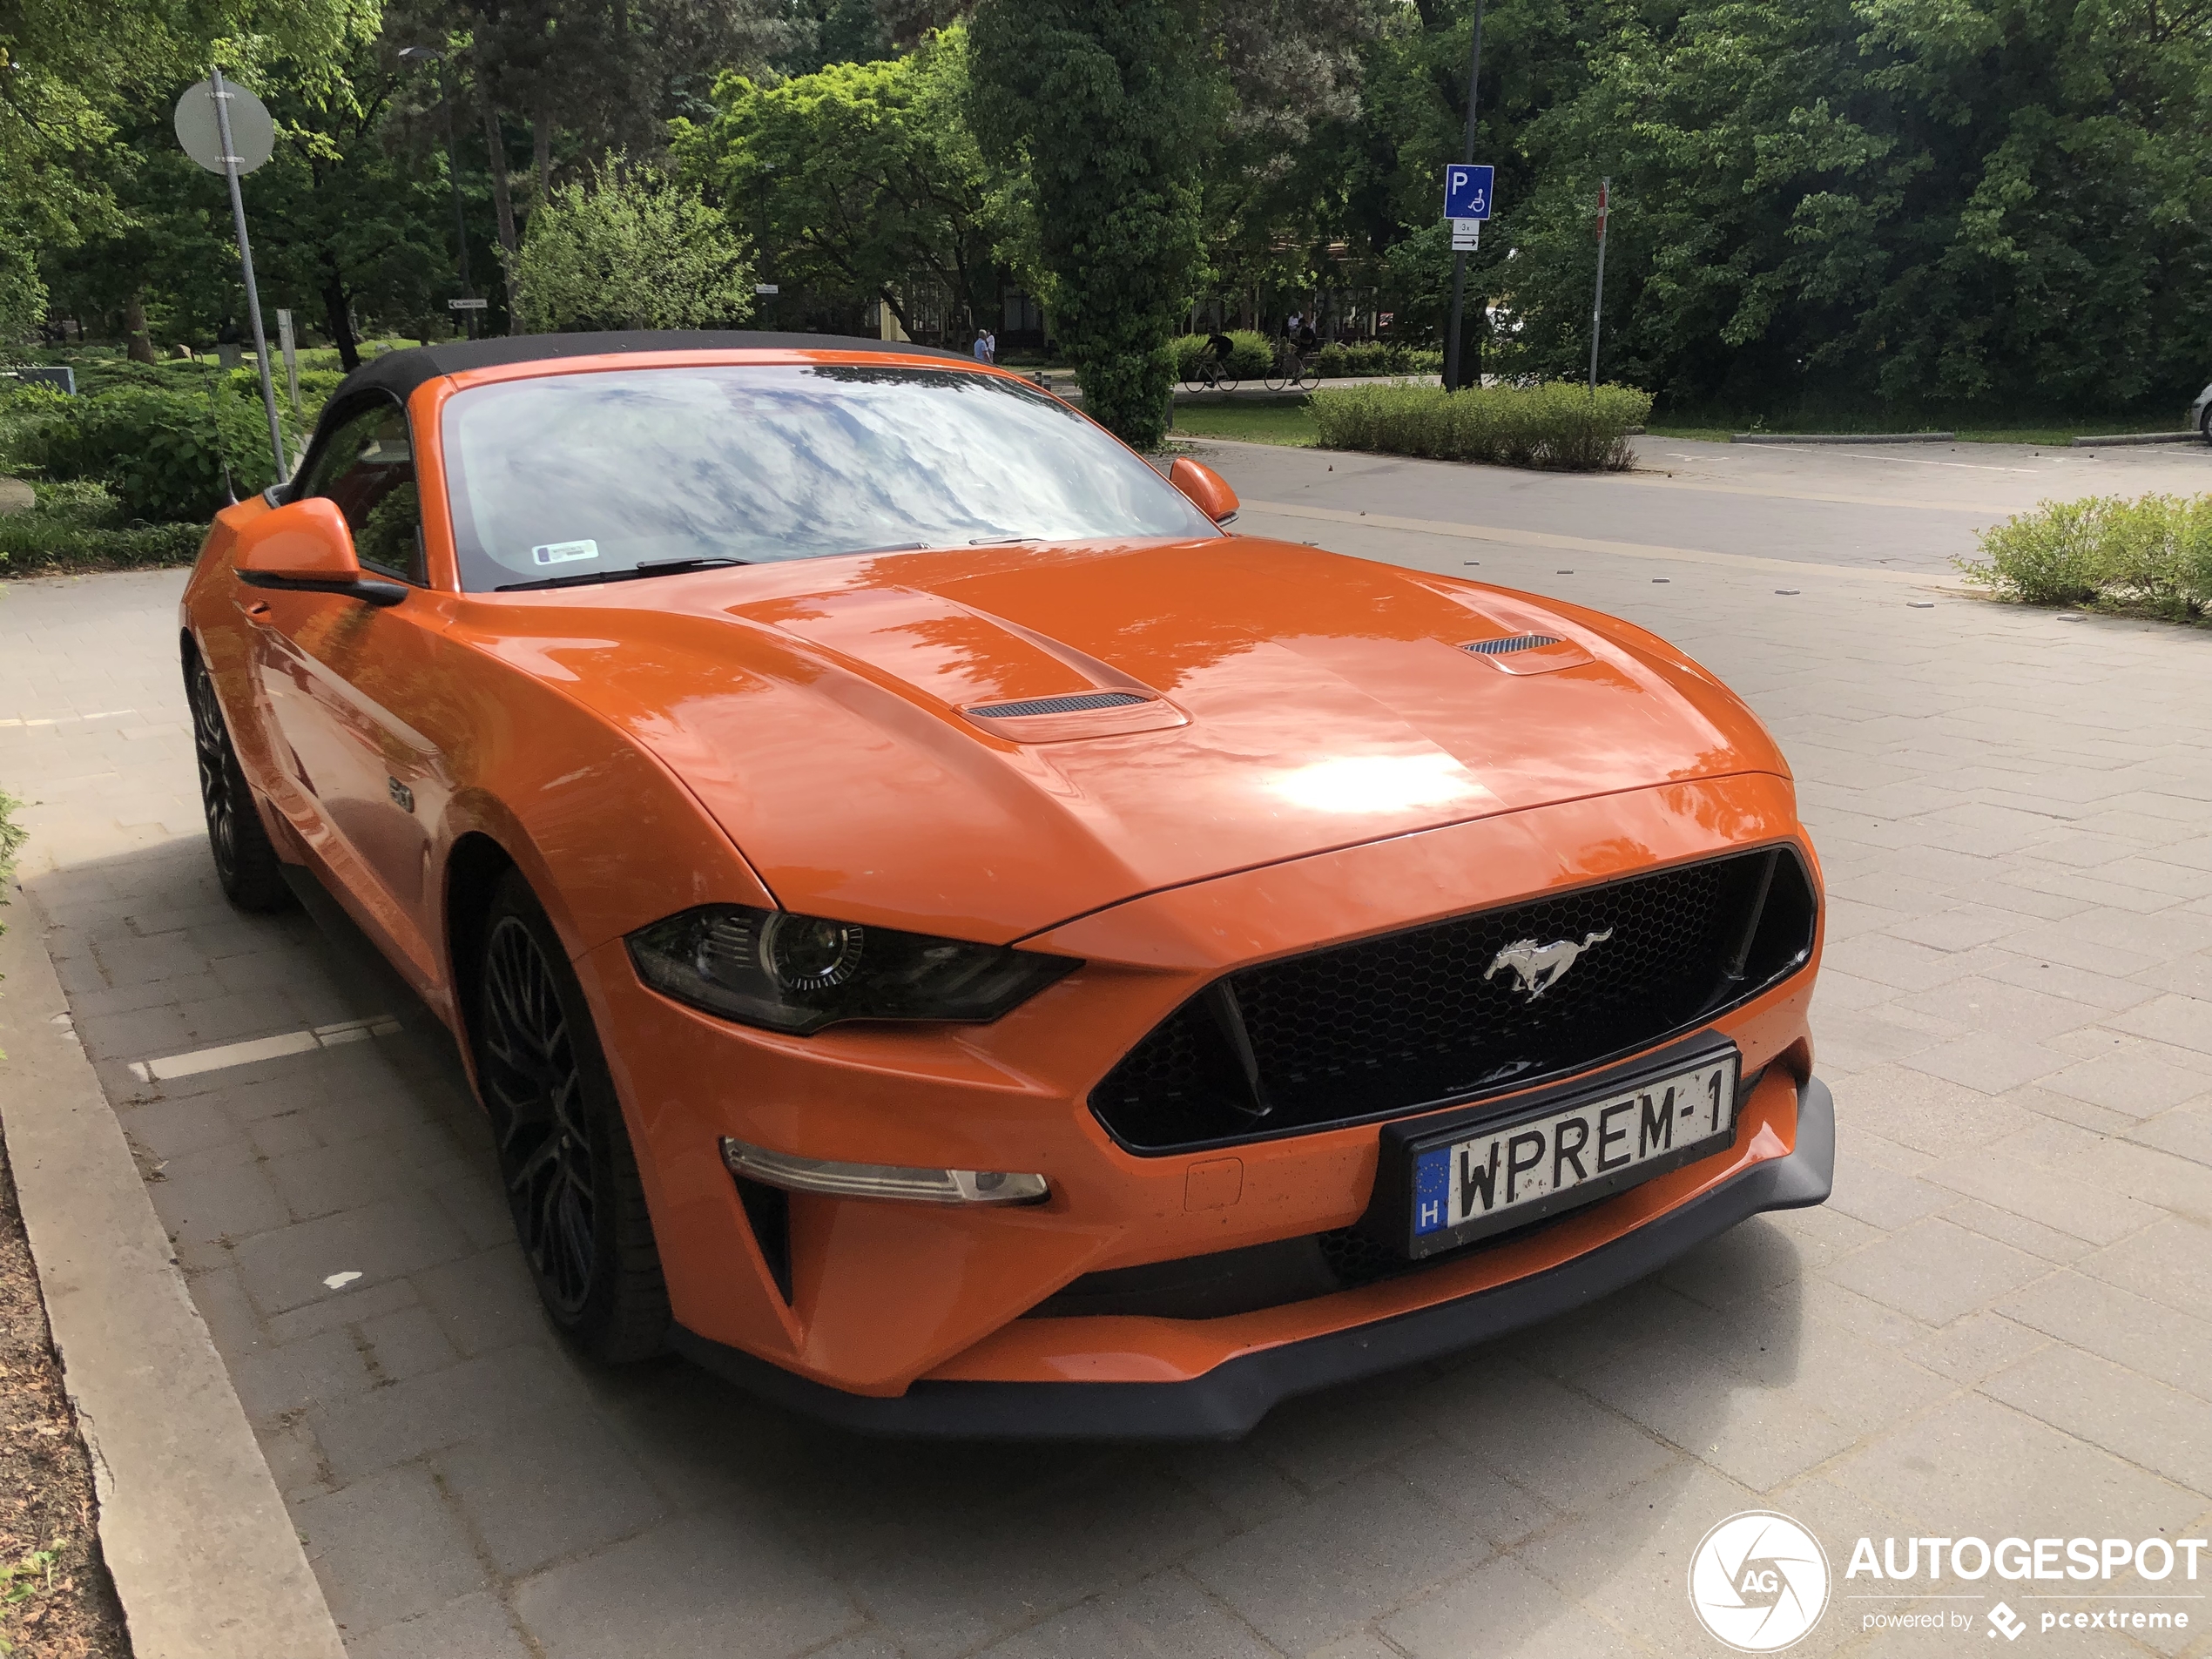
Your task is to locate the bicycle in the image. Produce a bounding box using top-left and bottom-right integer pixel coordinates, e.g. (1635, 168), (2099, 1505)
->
(1264, 347), (1317, 393)
(1181, 356), (1240, 394)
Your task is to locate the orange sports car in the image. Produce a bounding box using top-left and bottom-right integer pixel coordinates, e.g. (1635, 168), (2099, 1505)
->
(180, 333), (1830, 1437)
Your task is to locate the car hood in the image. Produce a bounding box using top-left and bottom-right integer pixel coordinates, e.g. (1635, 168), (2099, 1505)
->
(468, 536), (1789, 942)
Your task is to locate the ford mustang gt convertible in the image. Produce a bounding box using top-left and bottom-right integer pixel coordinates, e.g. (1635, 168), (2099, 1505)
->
(179, 332), (1831, 1438)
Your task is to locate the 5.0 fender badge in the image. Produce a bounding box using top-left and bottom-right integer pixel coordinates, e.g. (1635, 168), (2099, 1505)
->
(1484, 928), (1612, 1001)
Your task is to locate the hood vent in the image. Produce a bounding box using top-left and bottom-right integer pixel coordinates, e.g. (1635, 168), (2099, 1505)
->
(1463, 634), (1563, 656)
(966, 691), (1150, 718)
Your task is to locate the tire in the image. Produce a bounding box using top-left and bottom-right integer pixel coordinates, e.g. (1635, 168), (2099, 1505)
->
(186, 652), (292, 913)
(2200, 406), (2211, 444)
(1217, 373), (1239, 393)
(1264, 369), (1290, 393)
(1182, 370), (1206, 393)
(472, 870), (671, 1363)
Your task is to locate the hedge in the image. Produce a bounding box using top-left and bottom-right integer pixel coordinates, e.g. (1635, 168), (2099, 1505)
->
(1312, 381), (1652, 471)
(1170, 334), (1446, 382)
(1957, 495), (2212, 618)
(0, 479), (206, 576)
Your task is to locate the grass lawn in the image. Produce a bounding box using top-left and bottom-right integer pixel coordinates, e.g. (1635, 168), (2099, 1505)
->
(1170, 399), (1318, 446)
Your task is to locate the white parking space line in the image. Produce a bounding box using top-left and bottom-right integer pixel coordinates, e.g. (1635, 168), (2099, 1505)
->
(1732, 445), (2046, 474)
(0, 707), (142, 728)
(125, 1015), (402, 1082)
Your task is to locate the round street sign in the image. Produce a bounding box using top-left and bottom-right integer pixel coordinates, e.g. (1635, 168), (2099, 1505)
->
(173, 79), (275, 176)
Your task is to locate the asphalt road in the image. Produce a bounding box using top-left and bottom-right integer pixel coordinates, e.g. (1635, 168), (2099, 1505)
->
(1205, 435), (2212, 576)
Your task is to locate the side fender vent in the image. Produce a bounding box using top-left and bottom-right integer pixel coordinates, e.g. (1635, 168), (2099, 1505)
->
(1462, 634), (1563, 656)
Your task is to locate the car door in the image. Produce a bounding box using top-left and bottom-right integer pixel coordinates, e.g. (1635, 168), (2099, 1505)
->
(241, 394), (454, 988)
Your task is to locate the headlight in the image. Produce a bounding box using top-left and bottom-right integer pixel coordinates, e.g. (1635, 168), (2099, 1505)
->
(625, 903), (1078, 1035)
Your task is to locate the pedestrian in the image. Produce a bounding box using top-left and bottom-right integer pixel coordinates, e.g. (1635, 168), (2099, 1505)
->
(973, 328), (996, 365)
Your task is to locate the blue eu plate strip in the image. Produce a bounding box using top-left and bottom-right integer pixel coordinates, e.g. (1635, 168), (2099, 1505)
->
(1414, 1146), (1451, 1234)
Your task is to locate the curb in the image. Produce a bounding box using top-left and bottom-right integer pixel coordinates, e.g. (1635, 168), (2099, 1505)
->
(0, 887), (346, 1659)
(1730, 432), (1954, 445)
(2068, 431), (2198, 448)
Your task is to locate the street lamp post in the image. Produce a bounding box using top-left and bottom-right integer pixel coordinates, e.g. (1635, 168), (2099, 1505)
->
(399, 46), (475, 338)
(1441, 0), (1487, 395)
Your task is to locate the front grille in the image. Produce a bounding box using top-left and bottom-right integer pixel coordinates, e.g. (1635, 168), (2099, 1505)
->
(1090, 846), (1815, 1153)
(966, 691), (1150, 718)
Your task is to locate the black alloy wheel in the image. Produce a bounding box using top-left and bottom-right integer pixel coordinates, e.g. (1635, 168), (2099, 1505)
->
(481, 912), (599, 1316)
(186, 654), (291, 911)
(472, 872), (670, 1360)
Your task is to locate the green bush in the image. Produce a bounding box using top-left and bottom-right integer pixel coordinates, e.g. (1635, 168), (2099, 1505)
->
(1959, 495), (2212, 617)
(1308, 341), (1444, 379)
(0, 480), (205, 575)
(17, 383), (280, 521)
(1170, 331), (1274, 381)
(1312, 381), (1652, 470)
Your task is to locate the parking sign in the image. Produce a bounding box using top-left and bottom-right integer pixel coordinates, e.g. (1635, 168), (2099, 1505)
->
(1443, 165), (1494, 220)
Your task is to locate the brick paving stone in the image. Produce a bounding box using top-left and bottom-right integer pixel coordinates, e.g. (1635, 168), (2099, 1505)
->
(974, 1570), (1274, 1659)
(1982, 1345), (2212, 1495)
(514, 1512), (863, 1659)
(1822, 1216), (2048, 1325)
(1183, 1466), (1494, 1655)
(295, 1465), (492, 1632)
(347, 1594), (534, 1659)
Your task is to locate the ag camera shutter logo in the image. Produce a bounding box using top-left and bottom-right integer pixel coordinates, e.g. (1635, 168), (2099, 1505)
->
(1689, 1510), (1831, 1651)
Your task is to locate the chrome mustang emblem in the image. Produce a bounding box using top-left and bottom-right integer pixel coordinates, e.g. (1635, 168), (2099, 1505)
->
(1484, 929), (1613, 1001)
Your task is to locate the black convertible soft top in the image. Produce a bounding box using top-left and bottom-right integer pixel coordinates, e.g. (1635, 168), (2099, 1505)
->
(287, 330), (976, 494)
(327, 328), (971, 409)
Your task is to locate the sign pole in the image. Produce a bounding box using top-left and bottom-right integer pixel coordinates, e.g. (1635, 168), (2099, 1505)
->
(1588, 177), (1610, 396)
(1441, 0), (1487, 395)
(209, 67), (287, 481)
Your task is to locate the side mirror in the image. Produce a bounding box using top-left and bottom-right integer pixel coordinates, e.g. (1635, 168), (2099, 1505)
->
(234, 498), (406, 607)
(1169, 456), (1240, 526)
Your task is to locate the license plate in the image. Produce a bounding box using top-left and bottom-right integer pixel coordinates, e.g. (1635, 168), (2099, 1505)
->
(1394, 1048), (1740, 1258)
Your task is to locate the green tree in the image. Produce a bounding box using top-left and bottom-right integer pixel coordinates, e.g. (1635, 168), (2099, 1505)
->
(0, 242), (46, 344)
(508, 158), (756, 330)
(968, 0), (1214, 447)
(676, 27), (997, 337)
(1447, 0), (2212, 415)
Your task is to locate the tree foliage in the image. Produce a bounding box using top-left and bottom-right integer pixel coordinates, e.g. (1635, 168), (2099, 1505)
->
(676, 27), (996, 334)
(1375, 0), (2212, 415)
(508, 159), (755, 331)
(968, 0), (1214, 447)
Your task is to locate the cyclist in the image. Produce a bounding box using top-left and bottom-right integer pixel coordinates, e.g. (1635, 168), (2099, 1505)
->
(1203, 327), (1236, 385)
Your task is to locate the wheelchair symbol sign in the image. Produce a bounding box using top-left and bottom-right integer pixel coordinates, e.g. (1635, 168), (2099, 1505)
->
(1444, 165), (1494, 220)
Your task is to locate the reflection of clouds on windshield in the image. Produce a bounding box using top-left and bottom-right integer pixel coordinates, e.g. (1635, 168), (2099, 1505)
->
(445, 365), (1212, 590)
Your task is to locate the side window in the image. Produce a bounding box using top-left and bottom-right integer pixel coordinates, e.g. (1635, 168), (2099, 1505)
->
(306, 397), (424, 584)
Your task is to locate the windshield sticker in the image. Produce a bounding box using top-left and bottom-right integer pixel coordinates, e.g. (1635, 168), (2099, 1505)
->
(531, 539), (599, 566)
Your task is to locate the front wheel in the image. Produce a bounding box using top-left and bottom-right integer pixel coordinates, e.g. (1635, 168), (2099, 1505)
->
(473, 870), (671, 1363)
(2200, 406), (2211, 444)
(186, 653), (291, 912)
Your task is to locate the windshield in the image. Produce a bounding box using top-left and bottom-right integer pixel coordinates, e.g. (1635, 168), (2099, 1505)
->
(441, 362), (1218, 590)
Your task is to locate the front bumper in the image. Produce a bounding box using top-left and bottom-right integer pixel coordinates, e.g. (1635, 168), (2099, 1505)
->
(672, 1076), (1835, 1440)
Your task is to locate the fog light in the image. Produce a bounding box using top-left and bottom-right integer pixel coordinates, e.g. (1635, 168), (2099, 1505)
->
(719, 1136), (1049, 1206)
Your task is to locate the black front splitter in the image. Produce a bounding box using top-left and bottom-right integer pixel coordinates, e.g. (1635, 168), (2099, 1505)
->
(672, 1076), (1835, 1441)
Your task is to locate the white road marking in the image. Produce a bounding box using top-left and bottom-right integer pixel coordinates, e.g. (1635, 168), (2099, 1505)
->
(0, 708), (141, 728)
(1243, 500), (1929, 583)
(1733, 445), (2044, 474)
(126, 1015), (401, 1082)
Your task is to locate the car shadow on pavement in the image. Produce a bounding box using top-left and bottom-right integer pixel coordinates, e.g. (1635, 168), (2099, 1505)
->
(35, 839), (1815, 1658)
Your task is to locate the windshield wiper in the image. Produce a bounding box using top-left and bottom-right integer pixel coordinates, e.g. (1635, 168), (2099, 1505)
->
(496, 556), (748, 593)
